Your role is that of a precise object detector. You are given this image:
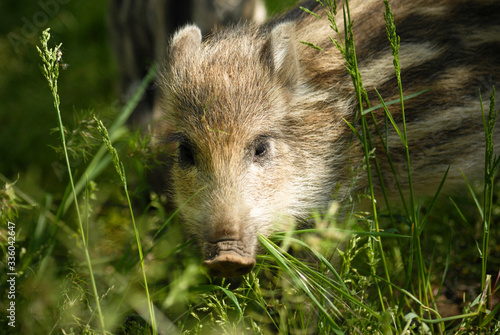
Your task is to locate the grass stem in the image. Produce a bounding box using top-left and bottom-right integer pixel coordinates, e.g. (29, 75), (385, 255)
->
(37, 28), (106, 334)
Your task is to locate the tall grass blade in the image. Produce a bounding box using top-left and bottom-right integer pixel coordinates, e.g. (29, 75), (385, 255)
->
(94, 116), (158, 334)
(363, 89), (430, 115)
(37, 28), (106, 333)
(480, 87), (498, 292)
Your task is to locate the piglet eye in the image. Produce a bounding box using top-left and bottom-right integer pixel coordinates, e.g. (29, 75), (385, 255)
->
(178, 141), (195, 168)
(254, 142), (268, 160)
(255, 143), (267, 157)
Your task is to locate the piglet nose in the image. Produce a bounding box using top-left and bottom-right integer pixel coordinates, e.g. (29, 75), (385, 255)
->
(203, 239), (256, 277)
(204, 252), (256, 277)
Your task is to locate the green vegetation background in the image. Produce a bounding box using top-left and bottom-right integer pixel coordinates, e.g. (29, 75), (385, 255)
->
(1, 1), (116, 193)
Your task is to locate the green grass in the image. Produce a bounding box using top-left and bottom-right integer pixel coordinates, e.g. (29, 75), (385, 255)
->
(1, 0), (499, 334)
(37, 28), (105, 333)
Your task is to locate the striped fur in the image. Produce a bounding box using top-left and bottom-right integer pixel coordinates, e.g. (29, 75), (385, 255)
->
(156, 0), (500, 277)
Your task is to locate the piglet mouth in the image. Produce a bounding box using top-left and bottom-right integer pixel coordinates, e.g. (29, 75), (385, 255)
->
(203, 240), (256, 278)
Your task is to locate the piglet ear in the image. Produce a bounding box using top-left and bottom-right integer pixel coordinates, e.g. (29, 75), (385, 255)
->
(169, 25), (202, 60)
(260, 22), (299, 90)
